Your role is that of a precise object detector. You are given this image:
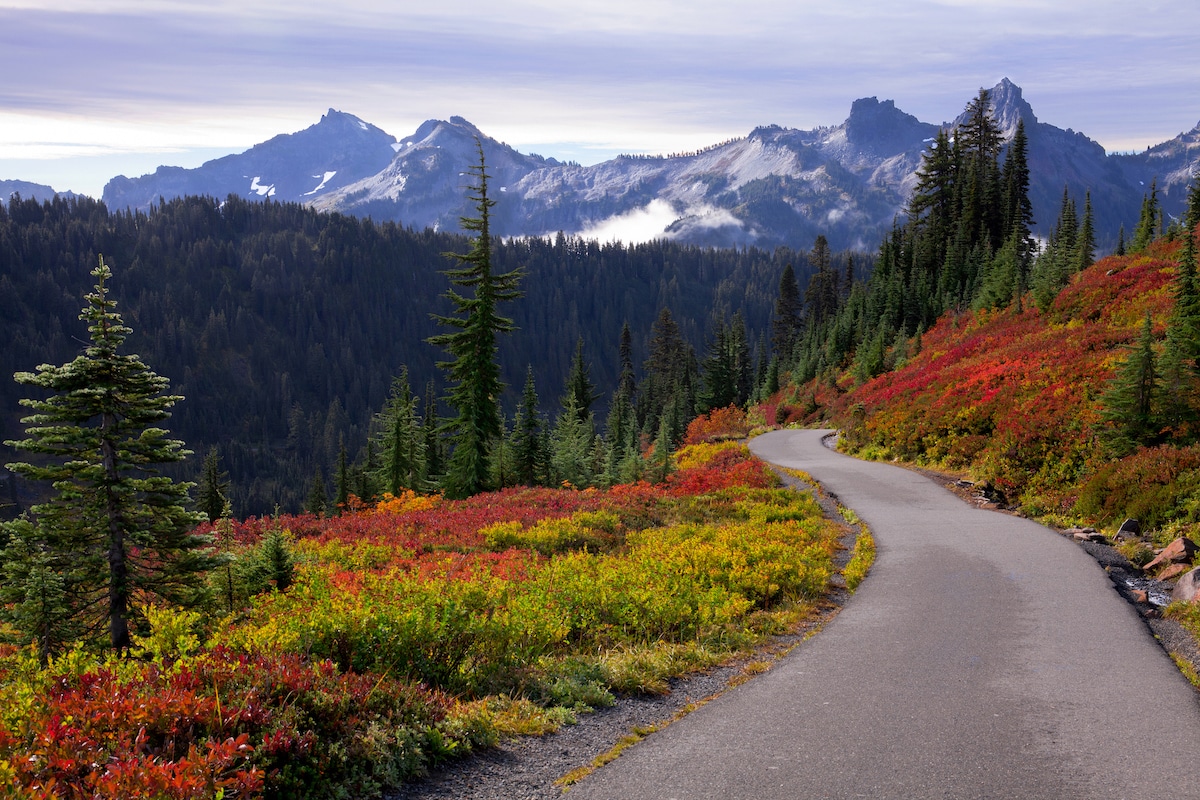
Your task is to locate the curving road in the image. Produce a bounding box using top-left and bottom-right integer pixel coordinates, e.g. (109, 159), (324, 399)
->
(571, 429), (1200, 799)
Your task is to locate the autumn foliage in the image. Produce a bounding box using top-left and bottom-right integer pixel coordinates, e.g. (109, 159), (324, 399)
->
(779, 240), (1188, 518)
(0, 442), (844, 799)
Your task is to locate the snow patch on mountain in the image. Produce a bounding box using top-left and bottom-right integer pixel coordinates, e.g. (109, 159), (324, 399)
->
(303, 171), (337, 196)
(249, 177), (275, 197)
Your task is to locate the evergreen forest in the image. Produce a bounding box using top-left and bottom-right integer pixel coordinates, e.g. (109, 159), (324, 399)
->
(0, 190), (863, 515)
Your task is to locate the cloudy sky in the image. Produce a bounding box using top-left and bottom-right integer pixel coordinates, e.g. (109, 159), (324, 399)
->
(3, 0), (1199, 197)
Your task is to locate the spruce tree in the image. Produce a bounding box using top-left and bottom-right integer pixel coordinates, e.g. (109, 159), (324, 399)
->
(1075, 191), (1096, 273)
(334, 440), (350, 513)
(1132, 179), (1160, 253)
(306, 468), (328, 517)
(563, 337), (598, 424)
(771, 263), (803, 363)
(1099, 313), (1161, 457)
(196, 447), (230, 524)
(372, 368), (423, 495)
(428, 142), (524, 498)
(550, 394), (595, 488)
(512, 366), (546, 486)
(1, 257), (213, 654)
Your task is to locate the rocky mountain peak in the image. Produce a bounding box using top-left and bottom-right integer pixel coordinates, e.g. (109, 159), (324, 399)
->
(844, 96), (933, 153)
(981, 78), (1037, 135)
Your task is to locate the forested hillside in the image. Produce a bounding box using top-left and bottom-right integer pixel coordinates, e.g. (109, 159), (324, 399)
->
(0, 193), (864, 514)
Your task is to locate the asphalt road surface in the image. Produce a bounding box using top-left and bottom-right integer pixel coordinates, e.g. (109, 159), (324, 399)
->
(570, 429), (1200, 799)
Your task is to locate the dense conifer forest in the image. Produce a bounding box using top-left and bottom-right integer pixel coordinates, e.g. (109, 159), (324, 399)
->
(0, 192), (864, 514)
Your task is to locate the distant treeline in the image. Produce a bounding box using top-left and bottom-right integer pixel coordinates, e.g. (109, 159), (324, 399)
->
(0, 193), (868, 515)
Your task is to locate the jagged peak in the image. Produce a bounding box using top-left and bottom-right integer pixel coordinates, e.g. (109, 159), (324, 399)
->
(983, 78), (1037, 133)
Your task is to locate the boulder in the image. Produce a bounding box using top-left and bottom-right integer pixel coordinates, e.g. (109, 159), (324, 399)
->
(1143, 537), (1199, 572)
(1172, 567), (1200, 603)
(1157, 563), (1192, 582)
(1116, 518), (1141, 540)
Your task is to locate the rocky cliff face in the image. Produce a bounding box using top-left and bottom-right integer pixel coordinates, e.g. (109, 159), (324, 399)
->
(99, 82), (1200, 251)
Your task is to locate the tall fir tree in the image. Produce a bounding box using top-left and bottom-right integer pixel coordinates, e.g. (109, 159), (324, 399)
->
(771, 263), (803, 364)
(563, 337), (598, 425)
(512, 366), (546, 486)
(1075, 191), (1095, 274)
(1, 257), (213, 655)
(1132, 178), (1160, 253)
(428, 142), (524, 498)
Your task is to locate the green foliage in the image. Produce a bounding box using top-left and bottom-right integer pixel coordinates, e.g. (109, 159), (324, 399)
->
(197, 447), (231, 523)
(246, 524), (297, 594)
(550, 395), (597, 488)
(306, 467), (328, 517)
(843, 528), (876, 593)
(371, 368), (425, 496)
(428, 143), (524, 499)
(2, 256), (213, 654)
(1074, 445), (1200, 528)
(1132, 178), (1161, 253)
(511, 366), (547, 486)
(1097, 312), (1167, 458)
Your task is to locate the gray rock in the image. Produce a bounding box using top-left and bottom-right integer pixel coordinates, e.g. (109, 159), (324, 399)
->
(1116, 518), (1141, 539)
(1172, 567), (1200, 603)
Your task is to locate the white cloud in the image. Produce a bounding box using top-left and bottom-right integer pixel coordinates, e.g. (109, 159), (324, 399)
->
(577, 200), (680, 244)
(2, 0), (1200, 193)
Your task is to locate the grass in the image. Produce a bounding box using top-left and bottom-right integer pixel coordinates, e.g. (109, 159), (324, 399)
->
(843, 527), (876, 593)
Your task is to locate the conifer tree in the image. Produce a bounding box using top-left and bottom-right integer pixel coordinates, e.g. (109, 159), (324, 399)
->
(616, 321), (636, 403)
(1075, 191), (1096, 273)
(334, 440), (349, 513)
(306, 468), (327, 517)
(1, 257), (213, 654)
(563, 337), (598, 424)
(512, 366), (546, 486)
(550, 394), (595, 488)
(422, 380), (443, 483)
(647, 414), (675, 484)
(428, 142), (524, 498)
(1132, 179), (1160, 253)
(1099, 313), (1161, 457)
(771, 263), (803, 363)
(372, 368), (423, 495)
(196, 447), (230, 524)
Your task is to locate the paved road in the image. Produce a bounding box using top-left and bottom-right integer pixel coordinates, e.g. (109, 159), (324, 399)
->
(571, 429), (1200, 799)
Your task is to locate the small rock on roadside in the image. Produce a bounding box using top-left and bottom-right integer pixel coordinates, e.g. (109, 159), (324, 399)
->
(1066, 527), (1107, 543)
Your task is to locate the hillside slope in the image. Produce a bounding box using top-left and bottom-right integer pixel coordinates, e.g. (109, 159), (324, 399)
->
(791, 238), (1186, 521)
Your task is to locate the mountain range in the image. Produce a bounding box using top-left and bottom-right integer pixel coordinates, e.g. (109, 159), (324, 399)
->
(10, 79), (1200, 251)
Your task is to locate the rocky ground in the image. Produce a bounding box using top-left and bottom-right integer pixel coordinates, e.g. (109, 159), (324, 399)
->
(387, 463), (1200, 800)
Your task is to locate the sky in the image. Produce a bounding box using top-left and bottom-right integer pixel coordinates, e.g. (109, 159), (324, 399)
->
(3, 0), (1200, 198)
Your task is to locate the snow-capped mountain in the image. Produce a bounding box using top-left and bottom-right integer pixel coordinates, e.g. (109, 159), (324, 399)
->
(102, 109), (398, 211)
(97, 82), (1200, 251)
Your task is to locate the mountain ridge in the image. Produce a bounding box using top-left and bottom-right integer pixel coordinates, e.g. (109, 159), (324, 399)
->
(30, 81), (1196, 250)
